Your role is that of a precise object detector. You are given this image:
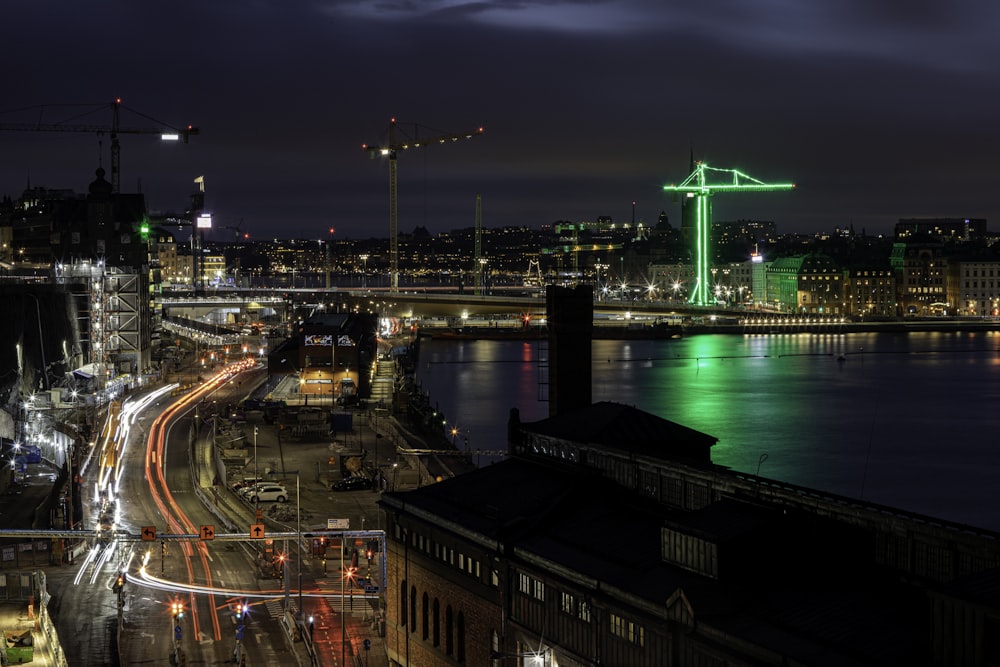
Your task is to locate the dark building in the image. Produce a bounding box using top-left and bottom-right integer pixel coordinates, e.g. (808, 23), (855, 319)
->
(380, 400), (1000, 666)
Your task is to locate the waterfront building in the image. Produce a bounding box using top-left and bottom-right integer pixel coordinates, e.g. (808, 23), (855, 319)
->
(762, 255), (802, 312)
(948, 258), (1000, 317)
(381, 399), (1000, 666)
(890, 242), (951, 315)
(843, 266), (897, 318)
(762, 253), (843, 314)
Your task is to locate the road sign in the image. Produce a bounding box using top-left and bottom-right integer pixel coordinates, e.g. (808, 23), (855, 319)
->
(200, 525), (215, 541)
(364, 585), (379, 594)
(175, 625), (182, 641)
(236, 624), (245, 641)
(327, 518), (349, 530)
(141, 526), (156, 541)
(249, 523), (265, 539)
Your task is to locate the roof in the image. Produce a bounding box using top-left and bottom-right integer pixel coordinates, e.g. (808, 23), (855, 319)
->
(385, 456), (925, 665)
(518, 401), (717, 462)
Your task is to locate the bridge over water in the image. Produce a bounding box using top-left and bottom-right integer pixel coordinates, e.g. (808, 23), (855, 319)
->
(156, 286), (744, 323)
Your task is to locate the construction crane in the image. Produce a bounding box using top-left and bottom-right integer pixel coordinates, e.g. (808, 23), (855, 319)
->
(473, 193), (484, 295)
(663, 162), (794, 306)
(363, 118), (484, 292)
(0, 98), (198, 192)
(225, 218), (249, 241)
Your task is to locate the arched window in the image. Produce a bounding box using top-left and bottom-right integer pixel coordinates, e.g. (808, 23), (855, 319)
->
(421, 593), (429, 640)
(410, 586), (417, 633)
(446, 605), (454, 655)
(433, 599), (441, 646)
(400, 580), (407, 627)
(457, 611), (466, 662)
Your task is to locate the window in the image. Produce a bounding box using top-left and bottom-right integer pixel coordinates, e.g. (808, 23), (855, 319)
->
(400, 580), (407, 627)
(518, 572), (531, 595)
(610, 612), (645, 647)
(578, 600), (591, 622)
(446, 605), (454, 655)
(410, 586), (417, 633)
(533, 579), (545, 601)
(433, 599), (441, 646)
(422, 593), (429, 639)
(561, 591), (575, 615)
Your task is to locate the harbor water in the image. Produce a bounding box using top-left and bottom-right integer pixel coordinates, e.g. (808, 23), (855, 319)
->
(413, 330), (1000, 531)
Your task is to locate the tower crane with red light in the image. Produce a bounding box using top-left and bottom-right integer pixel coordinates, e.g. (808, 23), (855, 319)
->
(0, 98), (198, 193)
(364, 118), (484, 292)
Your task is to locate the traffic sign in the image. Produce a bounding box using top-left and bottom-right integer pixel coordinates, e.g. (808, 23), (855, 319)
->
(141, 526), (156, 541)
(327, 518), (349, 530)
(174, 625), (182, 641)
(364, 585), (379, 594)
(200, 525), (215, 541)
(249, 523), (265, 539)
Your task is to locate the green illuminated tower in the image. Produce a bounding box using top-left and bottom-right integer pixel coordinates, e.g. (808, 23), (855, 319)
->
(664, 163), (794, 306)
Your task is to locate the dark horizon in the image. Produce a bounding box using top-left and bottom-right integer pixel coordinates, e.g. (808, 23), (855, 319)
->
(4, 2), (999, 240)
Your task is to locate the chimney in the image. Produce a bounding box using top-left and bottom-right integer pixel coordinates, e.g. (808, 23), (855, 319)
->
(546, 284), (593, 417)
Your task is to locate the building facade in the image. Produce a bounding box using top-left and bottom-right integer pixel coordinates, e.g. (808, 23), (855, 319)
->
(380, 401), (1000, 666)
(843, 266), (897, 318)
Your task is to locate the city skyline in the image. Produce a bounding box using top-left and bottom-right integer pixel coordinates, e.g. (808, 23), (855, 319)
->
(3, 2), (999, 240)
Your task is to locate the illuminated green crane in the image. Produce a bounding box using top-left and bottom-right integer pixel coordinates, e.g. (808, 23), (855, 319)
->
(663, 162), (794, 306)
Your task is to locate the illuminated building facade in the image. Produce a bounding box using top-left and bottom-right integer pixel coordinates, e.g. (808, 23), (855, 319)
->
(843, 267), (896, 318)
(948, 259), (1000, 317)
(891, 242), (951, 315)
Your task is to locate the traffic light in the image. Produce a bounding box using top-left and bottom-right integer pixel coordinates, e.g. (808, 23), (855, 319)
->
(113, 574), (124, 592)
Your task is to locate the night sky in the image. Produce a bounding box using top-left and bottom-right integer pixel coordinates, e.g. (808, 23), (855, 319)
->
(4, 1), (999, 241)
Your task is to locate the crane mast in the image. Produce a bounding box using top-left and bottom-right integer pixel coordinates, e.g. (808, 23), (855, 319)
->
(364, 118), (484, 292)
(474, 193), (483, 295)
(663, 163), (794, 306)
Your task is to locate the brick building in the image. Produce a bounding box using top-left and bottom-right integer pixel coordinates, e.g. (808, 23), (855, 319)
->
(380, 401), (1000, 666)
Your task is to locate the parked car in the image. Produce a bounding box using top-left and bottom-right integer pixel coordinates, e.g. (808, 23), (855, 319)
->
(231, 477), (263, 493)
(332, 476), (373, 492)
(245, 484), (288, 503)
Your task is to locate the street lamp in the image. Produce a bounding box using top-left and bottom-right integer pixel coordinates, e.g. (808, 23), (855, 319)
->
(491, 647), (552, 666)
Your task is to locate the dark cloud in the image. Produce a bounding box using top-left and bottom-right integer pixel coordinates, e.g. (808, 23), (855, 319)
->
(2, 1), (999, 239)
